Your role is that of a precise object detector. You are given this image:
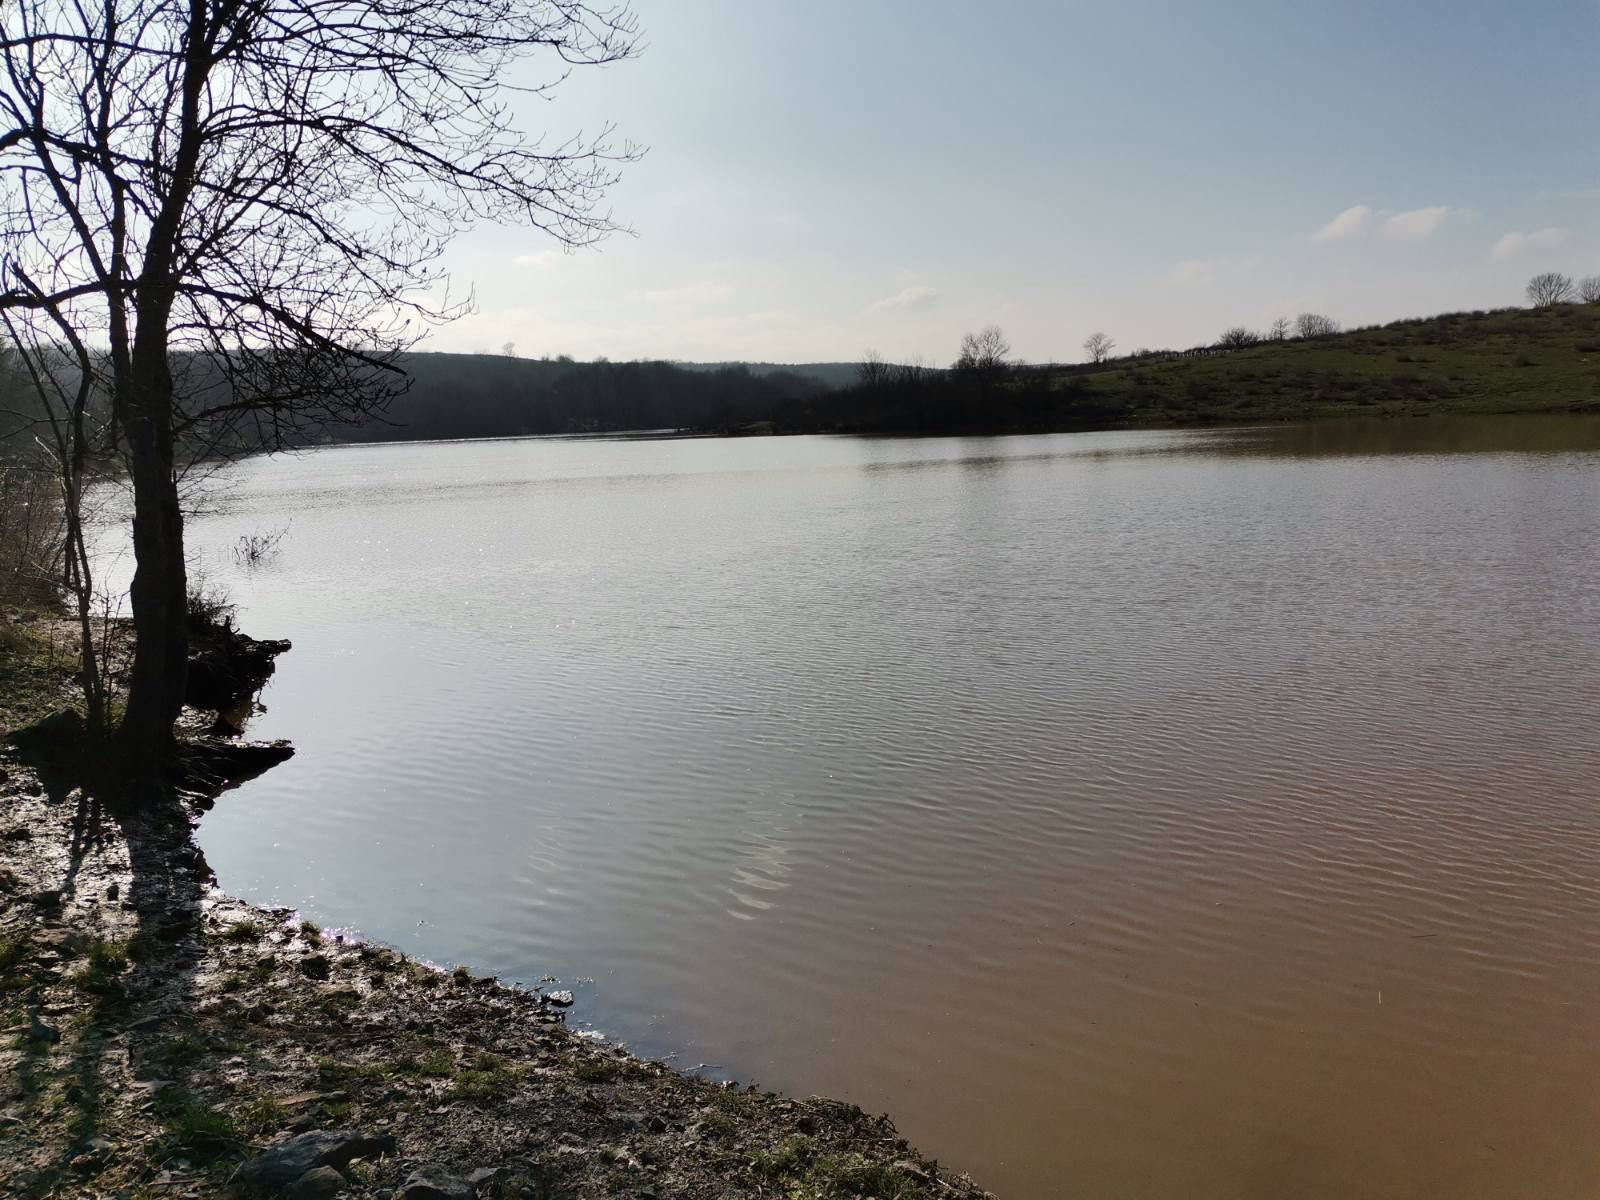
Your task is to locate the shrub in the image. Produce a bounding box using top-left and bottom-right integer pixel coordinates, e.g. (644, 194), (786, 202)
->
(233, 528), (287, 568)
(185, 573), (235, 633)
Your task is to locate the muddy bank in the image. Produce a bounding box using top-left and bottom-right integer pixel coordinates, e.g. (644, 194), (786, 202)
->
(0, 626), (993, 1199)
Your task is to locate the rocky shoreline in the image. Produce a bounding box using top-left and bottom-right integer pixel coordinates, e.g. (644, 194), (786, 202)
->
(0, 622), (994, 1200)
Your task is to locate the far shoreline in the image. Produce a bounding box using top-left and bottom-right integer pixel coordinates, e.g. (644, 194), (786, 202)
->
(283, 406), (1600, 459)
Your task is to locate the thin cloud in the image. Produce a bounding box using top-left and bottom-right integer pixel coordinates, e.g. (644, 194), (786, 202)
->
(1165, 259), (1216, 286)
(1489, 227), (1570, 262)
(870, 285), (940, 313)
(627, 281), (735, 305)
(1381, 206), (1453, 241)
(512, 249), (561, 268)
(1313, 205), (1373, 241)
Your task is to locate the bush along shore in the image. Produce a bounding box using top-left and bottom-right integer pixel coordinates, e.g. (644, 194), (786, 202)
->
(0, 614), (992, 1200)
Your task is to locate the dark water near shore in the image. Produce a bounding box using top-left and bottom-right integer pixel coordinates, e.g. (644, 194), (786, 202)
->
(166, 417), (1600, 1198)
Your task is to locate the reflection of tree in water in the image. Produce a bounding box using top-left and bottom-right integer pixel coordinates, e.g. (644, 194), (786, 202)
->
(1216, 414), (1600, 459)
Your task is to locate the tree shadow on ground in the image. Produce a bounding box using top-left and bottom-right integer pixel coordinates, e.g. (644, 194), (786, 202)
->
(2, 740), (290, 1197)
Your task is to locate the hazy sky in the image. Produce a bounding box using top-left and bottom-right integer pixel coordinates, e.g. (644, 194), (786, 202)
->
(432, 0), (1600, 364)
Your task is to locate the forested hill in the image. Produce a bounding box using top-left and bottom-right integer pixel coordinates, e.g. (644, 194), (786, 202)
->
(12, 306), (1594, 457)
(762, 304), (1600, 436)
(310, 353), (848, 443)
(331, 305), (1600, 446)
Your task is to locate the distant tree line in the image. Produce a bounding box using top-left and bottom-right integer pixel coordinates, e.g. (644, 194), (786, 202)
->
(774, 327), (1122, 435)
(1060, 311), (1342, 374)
(308, 355), (830, 442)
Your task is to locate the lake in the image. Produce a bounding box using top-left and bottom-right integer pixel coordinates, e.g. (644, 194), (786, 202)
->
(162, 417), (1600, 1198)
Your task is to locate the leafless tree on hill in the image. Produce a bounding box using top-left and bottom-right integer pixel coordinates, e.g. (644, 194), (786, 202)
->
(956, 326), (1012, 371)
(1525, 273), (1574, 307)
(1082, 331), (1114, 364)
(1295, 313), (1340, 338)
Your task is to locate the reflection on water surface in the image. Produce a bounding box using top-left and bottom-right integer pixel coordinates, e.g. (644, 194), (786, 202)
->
(167, 417), (1600, 1199)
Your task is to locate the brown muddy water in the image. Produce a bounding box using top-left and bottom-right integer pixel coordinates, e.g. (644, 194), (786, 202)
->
(148, 417), (1600, 1198)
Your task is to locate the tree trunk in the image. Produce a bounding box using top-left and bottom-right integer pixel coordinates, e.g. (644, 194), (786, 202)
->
(107, 0), (211, 805)
(114, 345), (187, 801)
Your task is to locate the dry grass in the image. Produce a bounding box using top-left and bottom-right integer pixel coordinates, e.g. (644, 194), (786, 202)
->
(0, 454), (64, 609)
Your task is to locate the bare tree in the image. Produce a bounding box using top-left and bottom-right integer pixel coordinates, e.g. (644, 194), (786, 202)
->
(0, 307), (113, 738)
(1580, 276), (1600, 305)
(0, 0), (639, 798)
(1526, 272), (1575, 307)
(955, 325), (1011, 371)
(893, 355), (929, 388)
(1082, 332), (1114, 364)
(1268, 316), (1290, 341)
(1295, 313), (1340, 339)
(1218, 327), (1259, 349)
(857, 348), (891, 388)
(0, 340), (69, 599)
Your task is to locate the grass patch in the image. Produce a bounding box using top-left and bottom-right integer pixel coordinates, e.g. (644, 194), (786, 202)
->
(298, 920), (322, 947)
(822, 1156), (923, 1200)
(223, 920), (265, 943)
(138, 1029), (210, 1080)
(70, 937), (130, 995)
(0, 616), (76, 731)
(150, 1089), (245, 1165)
(316, 1057), (392, 1087)
(573, 1057), (623, 1084)
(125, 930), (162, 964)
(451, 1052), (514, 1105)
(402, 1047), (457, 1079)
(0, 933), (36, 990)
(752, 1138), (921, 1200)
(317, 1043), (456, 1089)
(753, 1135), (819, 1178)
(315, 988), (363, 1016)
(70, 937), (133, 1019)
(235, 1095), (287, 1136)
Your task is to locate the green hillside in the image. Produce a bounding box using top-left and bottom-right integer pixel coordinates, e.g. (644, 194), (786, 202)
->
(1054, 304), (1600, 425)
